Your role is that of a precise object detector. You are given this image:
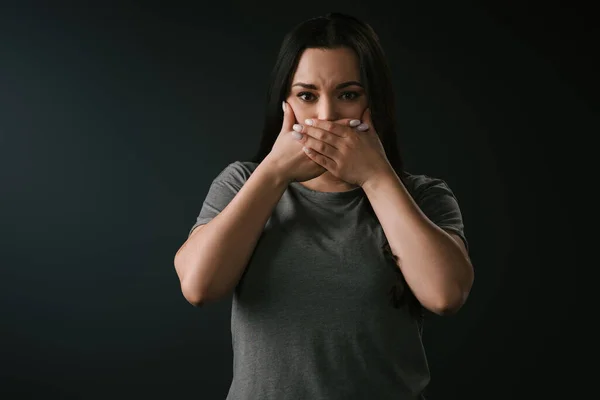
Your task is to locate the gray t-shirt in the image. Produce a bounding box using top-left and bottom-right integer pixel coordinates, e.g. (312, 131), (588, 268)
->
(189, 161), (468, 400)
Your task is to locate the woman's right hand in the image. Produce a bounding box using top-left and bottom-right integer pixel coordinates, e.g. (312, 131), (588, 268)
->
(264, 101), (353, 183)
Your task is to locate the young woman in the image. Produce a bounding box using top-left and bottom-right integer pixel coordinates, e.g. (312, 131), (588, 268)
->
(174, 12), (474, 400)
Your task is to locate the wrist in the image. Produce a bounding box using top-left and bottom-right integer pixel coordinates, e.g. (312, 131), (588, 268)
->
(361, 165), (397, 192)
(259, 155), (294, 186)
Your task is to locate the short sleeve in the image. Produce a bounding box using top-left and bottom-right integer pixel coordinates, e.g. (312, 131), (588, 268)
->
(188, 161), (256, 238)
(415, 177), (469, 253)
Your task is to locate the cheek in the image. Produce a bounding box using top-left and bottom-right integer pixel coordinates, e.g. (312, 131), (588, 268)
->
(356, 95), (369, 108)
(345, 101), (366, 117)
(286, 97), (309, 119)
(287, 95), (306, 107)
(285, 95), (366, 120)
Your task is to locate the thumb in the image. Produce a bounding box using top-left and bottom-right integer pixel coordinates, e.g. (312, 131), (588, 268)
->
(361, 107), (373, 128)
(281, 101), (297, 132)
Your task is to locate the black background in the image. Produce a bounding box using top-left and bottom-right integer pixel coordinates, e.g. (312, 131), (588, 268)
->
(1, 1), (590, 398)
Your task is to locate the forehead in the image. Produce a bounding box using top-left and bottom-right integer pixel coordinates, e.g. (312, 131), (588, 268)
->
(292, 47), (361, 83)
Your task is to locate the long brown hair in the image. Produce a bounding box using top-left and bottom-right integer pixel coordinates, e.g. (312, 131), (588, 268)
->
(249, 13), (425, 326)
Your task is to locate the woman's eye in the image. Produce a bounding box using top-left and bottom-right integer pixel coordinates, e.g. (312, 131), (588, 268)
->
(297, 92), (316, 102)
(341, 91), (360, 100)
(297, 91), (361, 102)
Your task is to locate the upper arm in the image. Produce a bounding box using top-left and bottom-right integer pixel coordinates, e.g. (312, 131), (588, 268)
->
(175, 224), (207, 262)
(415, 176), (469, 255)
(186, 161), (253, 238)
(189, 224), (206, 238)
(445, 230), (469, 259)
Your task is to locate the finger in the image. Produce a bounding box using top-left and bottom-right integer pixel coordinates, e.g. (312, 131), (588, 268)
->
(336, 117), (358, 126)
(292, 123), (341, 149)
(299, 117), (359, 128)
(302, 145), (335, 170)
(356, 108), (372, 132)
(361, 107), (372, 124)
(281, 101), (297, 132)
(302, 118), (348, 138)
(301, 132), (339, 158)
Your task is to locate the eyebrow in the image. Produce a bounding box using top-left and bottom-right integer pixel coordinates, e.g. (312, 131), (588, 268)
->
(291, 81), (363, 90)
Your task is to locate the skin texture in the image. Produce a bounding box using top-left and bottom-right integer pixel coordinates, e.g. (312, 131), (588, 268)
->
(286, 47), (370, 192)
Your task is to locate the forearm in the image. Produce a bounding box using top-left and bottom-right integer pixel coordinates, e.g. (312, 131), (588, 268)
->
(175, 159), (289, 305)
(362, 167), (473, 315)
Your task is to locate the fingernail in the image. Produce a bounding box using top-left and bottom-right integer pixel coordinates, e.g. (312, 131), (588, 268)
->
(282, 101), (286, 112)
(304, 119), (314, 126)
(349, 119), (361, 127)
(293, 124), (303, 132)
(356, 123), (369, 131)
(291, 131), (302, 140)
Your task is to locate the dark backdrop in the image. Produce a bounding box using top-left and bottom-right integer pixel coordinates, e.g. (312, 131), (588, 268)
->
(1, 1), (589, 399)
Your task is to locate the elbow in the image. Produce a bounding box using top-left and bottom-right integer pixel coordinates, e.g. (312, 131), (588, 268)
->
(179, 273), (207, 308)
(427, 279), (473, 316)
(434, 263), (474, 316)
(429, 292), (467, 316)
(181, 282), (205, 307)
(188, 298), (205, 308)
(174, 253), (206, 308)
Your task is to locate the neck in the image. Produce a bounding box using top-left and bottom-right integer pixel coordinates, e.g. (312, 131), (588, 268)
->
(297, 171), (359, 193)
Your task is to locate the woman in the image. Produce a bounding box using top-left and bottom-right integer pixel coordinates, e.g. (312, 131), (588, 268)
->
(174, 12), (474, 400)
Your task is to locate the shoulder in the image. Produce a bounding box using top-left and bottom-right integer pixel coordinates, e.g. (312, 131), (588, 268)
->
(400, 170), (456, 201)
(214, 160), (260, 185)
(401, 170), (468, 251)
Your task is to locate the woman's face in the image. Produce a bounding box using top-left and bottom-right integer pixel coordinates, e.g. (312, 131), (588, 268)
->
(286, 47), (368, 123)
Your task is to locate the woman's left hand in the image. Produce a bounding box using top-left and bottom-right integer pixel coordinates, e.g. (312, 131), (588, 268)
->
(291, 108), (392, 187)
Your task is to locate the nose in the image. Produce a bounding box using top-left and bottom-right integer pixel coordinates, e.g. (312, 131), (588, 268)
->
(316, 97), (338, 121)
